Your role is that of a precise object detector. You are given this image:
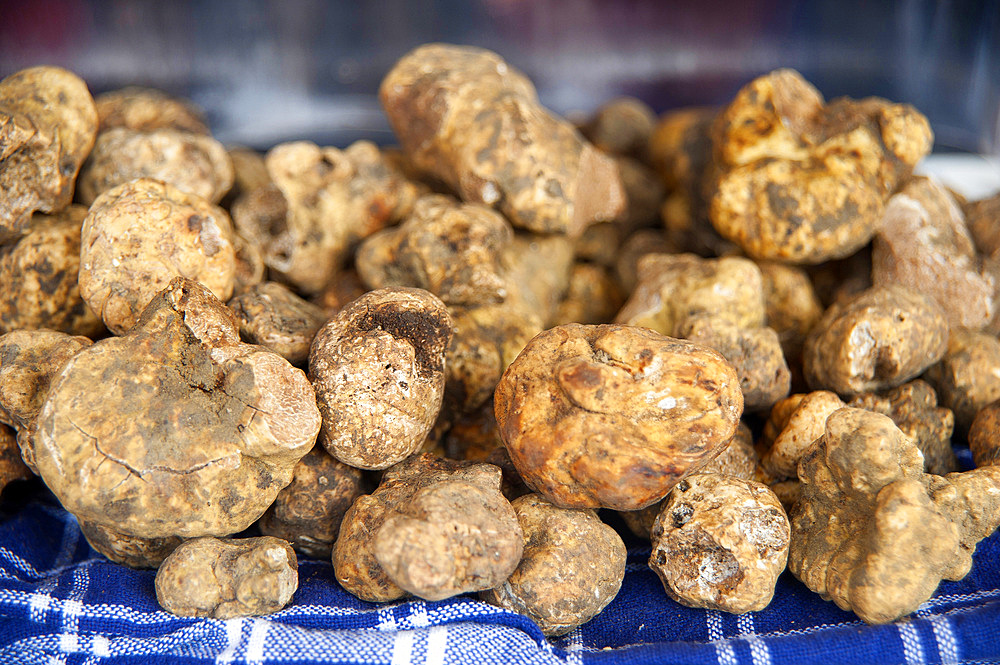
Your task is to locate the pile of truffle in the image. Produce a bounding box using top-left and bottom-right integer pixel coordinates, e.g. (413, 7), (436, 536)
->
(2, 44), (1000, 633)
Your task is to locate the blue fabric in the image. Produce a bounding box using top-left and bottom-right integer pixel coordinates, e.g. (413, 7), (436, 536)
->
(1, 485), (999, 665)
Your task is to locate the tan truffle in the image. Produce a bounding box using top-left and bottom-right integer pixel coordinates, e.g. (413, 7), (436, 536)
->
(789, 408), (1000, 624)
(309, 288), (453, 469)
(155, 536), (298, 619)
(849, 380), (957, 475)
(553, 263), (626, 327)
(445, 302), (541, 414)
(965, 192), (1000, 259)
(80, 522), (181, 569)
(650, 473), (789, 613)
(925, 329), (1000, 432)
(495, 323), (743, 511)
(709, 69), (932, 263)
(614, 230), (679, 294)
(760, 391), (846, 480)
(78, 128), (234, 205)
(79, 178), (237, 335)
(803, 285), (949, 397)
(257, 141), (421, 294)
(872, 177), (994, 329)
(33, 278), (320, 540)
(969, 399), (1000, 468)
(758, 261), (823, 361)
(257, 446), (365, 559)
(579, 97), (656, 161)
(380, 44), (625, 237)
(481, 493), (626, 636)
(356, 194), (513, 306)
(0, 205), (103, 337)
(0, 330), (93, 470)
(95, 87), (209, 134)
(502, 233), (575, 328)
(0, 424), (31, 494)
(229, 282), (327, 364)
(333, 454), (522, 602)
(0, 66), (97, 241)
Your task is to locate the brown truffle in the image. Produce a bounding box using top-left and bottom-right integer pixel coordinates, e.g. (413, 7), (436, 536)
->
(650, 473), (789, 613)
(758, 261), (823, 361)
(333, 454), (522, 602)
(708, 69), (932, 263)
(965, 192), (1000, 259)
(614, 229), (679, 294)
(789, 407), (1000, 624)
(0, 424), (31, 493)
(32, 278), (320, 540)
(95, 87), (209, 134)
(445, 302), (541, 414)
(480, 493), (626, 636)
(78, 128), (234, 205)
(495, 323), (743, 511)
(0, 329), (93, 470)
(155, 536), (298, 619)
(380, 44), (625, 237)
(255, 141), (421, 295)
(309, 288), (453, 469)
(0, 66), (97, 241)
(926, 329), (1000, 432)
(849, 380), (957, 475)
(229, 282), (327, 364)
(79, 521), (181, 569)
(579, 97), (656, 161)
(969, 399), (1000, 468)
(79, 178), (237, 335)
(356, 194), (513, 306)
(502, 234), (575, 328)
(872, 177), (994, 329)
(803, 285), (949, 397)
(553, 263), (626, 327)
(257, 446), (365, 559)
(0, 205), (104, 337)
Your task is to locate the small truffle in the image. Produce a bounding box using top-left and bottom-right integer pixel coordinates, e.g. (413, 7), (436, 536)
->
(356, 194), (512, 306)
(650, 473), (789, 613)
(760, 391), (846, 480)
(758, 261), (823, 362)
(381, 44), (625, 237)
(925, 329), (1000, 432)
(495, 323), (743, 510)
(789, 408), (1000, 624)
(95, 87), (209, 134)
(579, 97), (656, 161)
(77, 127), (234, 205)
(0, 205), (104, 337)
(310, 288), (453, 469)
(1, 66), (97, 241)
(79, 178), (237, 335)
(480, 493), (626, 636)
(553, 263), (626, 327)
(229, 282), (327, 364)
(257, 446), (365, 559)
(502, 233), (575, 328)
(155, 536), (298, 619)
(803, 285), (949, 397)
(969, 399), (1000, 468)
(333, 454), (522, 602)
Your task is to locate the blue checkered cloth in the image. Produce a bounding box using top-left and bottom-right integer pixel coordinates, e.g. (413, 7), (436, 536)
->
(1, 477), (999, 665)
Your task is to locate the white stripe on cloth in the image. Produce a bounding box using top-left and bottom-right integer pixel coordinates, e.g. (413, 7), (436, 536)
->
(245, 618), (271, 665)
(737, 613), (772, 665)
(27, 518), (81, 625)
(707, 611), (739, 665)
(425, 625), (448, 665)
(390, 630), (416, 665)
(928, 615), (960, 665)
(897, 622), (925, 665)
(215, 618), (245, 664)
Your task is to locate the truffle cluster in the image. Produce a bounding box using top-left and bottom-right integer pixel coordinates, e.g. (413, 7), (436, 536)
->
(1, 48), (999, 633)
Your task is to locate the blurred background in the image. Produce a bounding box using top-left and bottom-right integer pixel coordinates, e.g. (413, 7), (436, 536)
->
(1, 0), (998, 155)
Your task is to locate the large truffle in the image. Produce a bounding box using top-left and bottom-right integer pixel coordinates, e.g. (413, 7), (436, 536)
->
(480, 493), (626, 636)
(95, 87), (209, 134)
(0, 66), (97, 241)
(309, 288), (453, 469)
(789, 408), (1000, 624)
(32, 278), (320, 540)
(333, 454), (522, 602)
(708, 69), (932, 263)
(79, 178), (237, 335)
(495, 323), (743, 510)
(155, 536), (298, 618)
(380, 44), (625, 237)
